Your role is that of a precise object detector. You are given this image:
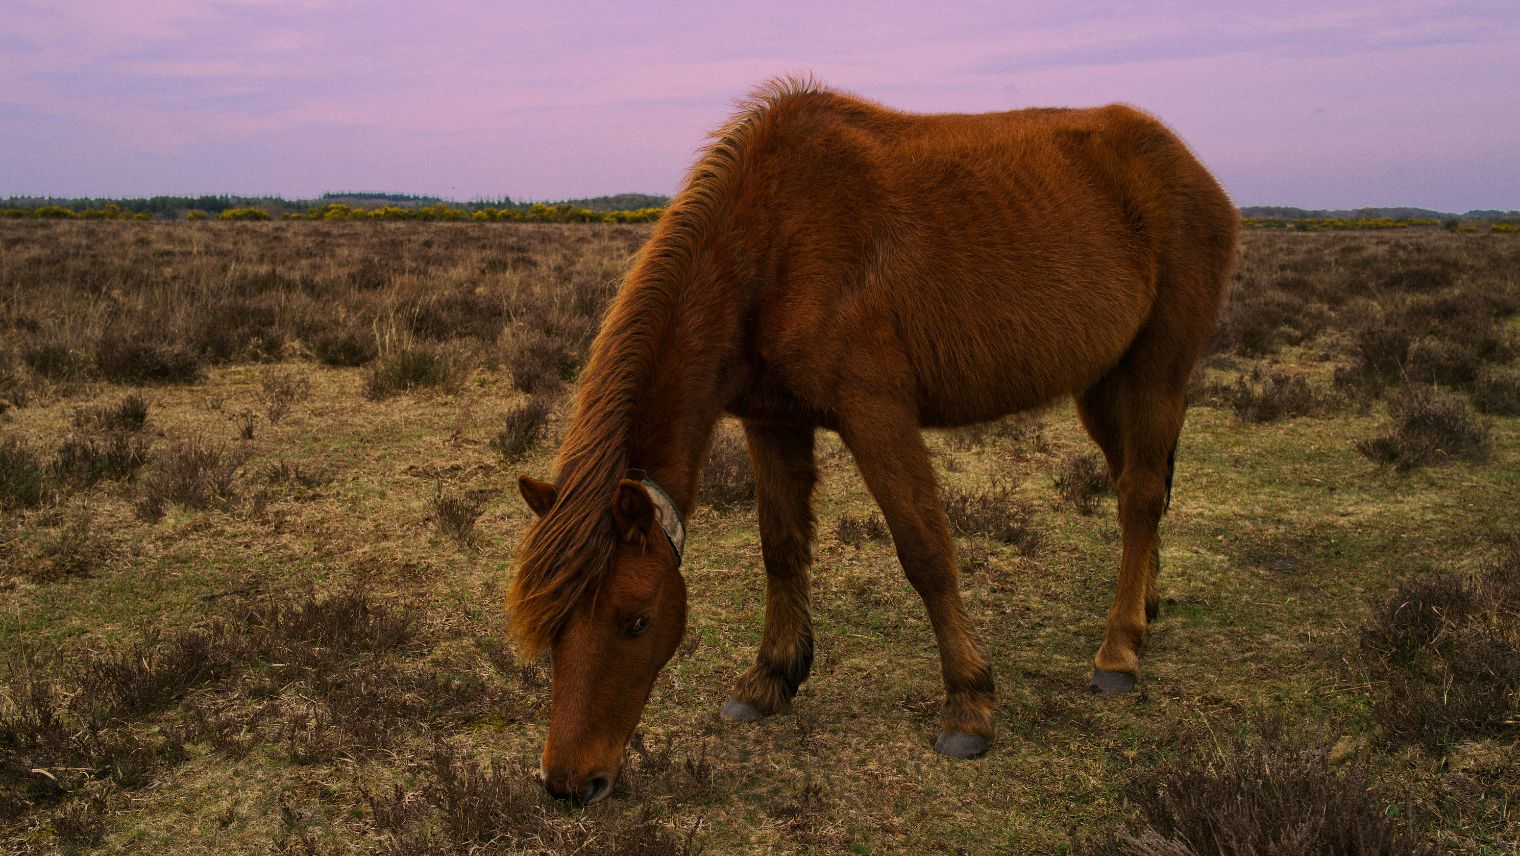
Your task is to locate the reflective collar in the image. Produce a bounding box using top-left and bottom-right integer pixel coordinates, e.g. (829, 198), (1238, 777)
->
(633, 474), (685, 565)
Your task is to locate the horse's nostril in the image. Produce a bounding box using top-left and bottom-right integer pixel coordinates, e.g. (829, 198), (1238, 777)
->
(581, 776), (610, 804)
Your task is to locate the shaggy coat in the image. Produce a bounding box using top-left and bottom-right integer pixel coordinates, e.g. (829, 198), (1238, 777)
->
(509, 78), (1237, 802)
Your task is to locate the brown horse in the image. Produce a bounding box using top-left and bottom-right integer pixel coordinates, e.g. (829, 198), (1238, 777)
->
(509, 78), (1236, 803)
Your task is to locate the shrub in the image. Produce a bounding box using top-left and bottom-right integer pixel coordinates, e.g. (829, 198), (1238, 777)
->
(50, 792), (109, 849)
(309, 327), (376, 366)
(503, 326), (577, 395)
(1211, 287), (1308, 357)
(363, 741), (700, 854)
(1053, 452), (1110, 514)
(216, 208), (271, 221)
(1334, 311), (1416, 401)
(94, 328), (201, 385)
(699, 431), (755, 510)
(1226, 369), (1321, 422)
(1086, 719), (1432, 855)
(242, 587), (414, 662)
(406, 288), (506, 342)
(432, 487), (483, 549)
(1379, 261), (1456, 293)
(0, 352), (39, 413)
(258, 367), (312, 424)
(836, 513), (889, 546)
(135, 436), (246, 520)
(1472, 366), (1520, 415)
(23, 339), (91, 381)
(26, 512), (113, 583)
(1357, 384), (1490, 469)
(944, 484), (1040, 552)
(1361, 546), (1520, 749)
(78, 624), (247, 720)
(193, 298), (285, 363)
(74, 393), (149, 433)
(1404, 335), (1483, 388)
(0, 436), (48, 509)
(365, 328), (471, 399)
(489, 397), (549, 463)
(48, 431), (151, 490)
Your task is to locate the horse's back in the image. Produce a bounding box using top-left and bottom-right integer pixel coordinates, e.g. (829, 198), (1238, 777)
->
(733, 92), (1235, 427)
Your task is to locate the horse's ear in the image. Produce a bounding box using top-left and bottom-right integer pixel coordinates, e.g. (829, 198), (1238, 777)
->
(611, 479), (654, 543)
(517, 475), (558, 517)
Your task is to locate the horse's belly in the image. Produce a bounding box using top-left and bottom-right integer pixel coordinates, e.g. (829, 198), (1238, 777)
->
(903, 275), (1148, 426)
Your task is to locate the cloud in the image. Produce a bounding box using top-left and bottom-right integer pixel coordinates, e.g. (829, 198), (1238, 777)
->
(1, 0), (1516, 206)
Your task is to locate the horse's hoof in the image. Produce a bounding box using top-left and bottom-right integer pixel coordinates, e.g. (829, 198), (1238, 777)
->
(933, 732), (989, 759)
(1088, 668), (1137, 694)
(720, 699), (765, 722)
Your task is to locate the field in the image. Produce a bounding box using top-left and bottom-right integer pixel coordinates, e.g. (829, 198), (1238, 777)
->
(2, 220), (1519, 854)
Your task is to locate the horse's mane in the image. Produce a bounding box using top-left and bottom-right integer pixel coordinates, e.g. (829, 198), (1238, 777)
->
(506, 76), (826, 659)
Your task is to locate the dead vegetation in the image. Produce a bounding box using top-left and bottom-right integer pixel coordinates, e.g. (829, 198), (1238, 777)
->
(835, 512), (889, 546)
(1, 222), (1517, 851)
(1356, 384), (1491, 469)
(490, 396), (550, 463)
(1084, 718), (1433, 856)
(134, 435), (247, 520)
(944, 483), (1041, 552)
(1053, 451), (1111, 514)
(1360, 539), (1520, 750)
(698, 430), (755, 510)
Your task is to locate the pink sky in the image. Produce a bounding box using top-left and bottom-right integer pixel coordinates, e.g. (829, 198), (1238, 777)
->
(2, 1), (1517, 210)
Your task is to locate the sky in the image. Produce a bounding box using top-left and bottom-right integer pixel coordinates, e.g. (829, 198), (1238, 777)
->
(2, 1), (1517, 210)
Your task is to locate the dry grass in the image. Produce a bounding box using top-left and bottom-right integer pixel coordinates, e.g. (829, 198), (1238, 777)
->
(1, 222), (1517, 853)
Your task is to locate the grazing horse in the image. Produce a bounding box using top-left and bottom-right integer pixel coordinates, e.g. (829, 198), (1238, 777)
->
(509, 79), (1236, 803)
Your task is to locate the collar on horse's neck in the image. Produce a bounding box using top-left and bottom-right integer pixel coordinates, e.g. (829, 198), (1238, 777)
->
(628, 470), (685, 565)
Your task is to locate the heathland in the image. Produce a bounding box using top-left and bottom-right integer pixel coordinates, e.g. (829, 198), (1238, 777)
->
(1, 221), (1517, 853)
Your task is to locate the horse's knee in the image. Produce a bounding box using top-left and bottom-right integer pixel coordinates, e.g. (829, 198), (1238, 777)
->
(1115, 470), (1168, 529)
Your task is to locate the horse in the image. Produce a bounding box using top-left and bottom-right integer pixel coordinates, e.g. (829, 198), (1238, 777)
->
(508, 78), (1237, 804)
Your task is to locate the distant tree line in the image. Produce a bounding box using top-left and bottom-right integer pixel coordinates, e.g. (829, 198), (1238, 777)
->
(0, 192), (673, 219)
(3, 194), (1514, 228)
(1240, 205), (1519, 222)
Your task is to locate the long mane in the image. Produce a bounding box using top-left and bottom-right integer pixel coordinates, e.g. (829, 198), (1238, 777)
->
(506, 76), (825, 659)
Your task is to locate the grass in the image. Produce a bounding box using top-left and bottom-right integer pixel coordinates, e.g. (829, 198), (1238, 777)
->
(0, 222), (1517, 853)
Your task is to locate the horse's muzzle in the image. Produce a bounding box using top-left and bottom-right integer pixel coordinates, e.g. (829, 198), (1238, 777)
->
(543, 769), (612, 805)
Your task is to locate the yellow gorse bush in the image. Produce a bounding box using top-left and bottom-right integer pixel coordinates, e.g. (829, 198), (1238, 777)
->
(217, 208), (273, 221)
(0, 204), (148, 220)
(281, 202), (664, 223)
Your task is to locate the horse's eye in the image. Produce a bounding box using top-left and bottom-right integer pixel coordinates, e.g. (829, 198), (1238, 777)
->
(626, 615), (650, 637)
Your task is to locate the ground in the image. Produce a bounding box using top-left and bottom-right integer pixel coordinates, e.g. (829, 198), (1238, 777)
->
(1, 222), (1517, 854)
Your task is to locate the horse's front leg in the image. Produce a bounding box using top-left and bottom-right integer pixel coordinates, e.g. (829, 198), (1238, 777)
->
(721, 421), (818, 722)
(838, 400), (996, 759)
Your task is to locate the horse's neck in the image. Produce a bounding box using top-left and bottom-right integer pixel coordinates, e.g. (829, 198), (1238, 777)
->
(623, 265), (737, 516)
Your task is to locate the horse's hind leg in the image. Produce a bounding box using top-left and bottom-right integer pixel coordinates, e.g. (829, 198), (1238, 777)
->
(722, 422), (818, 722)
(1076, 328), (1198, 693)
(838, 401), (995, 758)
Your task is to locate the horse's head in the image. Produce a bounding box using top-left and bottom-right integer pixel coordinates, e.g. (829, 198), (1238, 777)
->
(514, 474), (688, 804)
